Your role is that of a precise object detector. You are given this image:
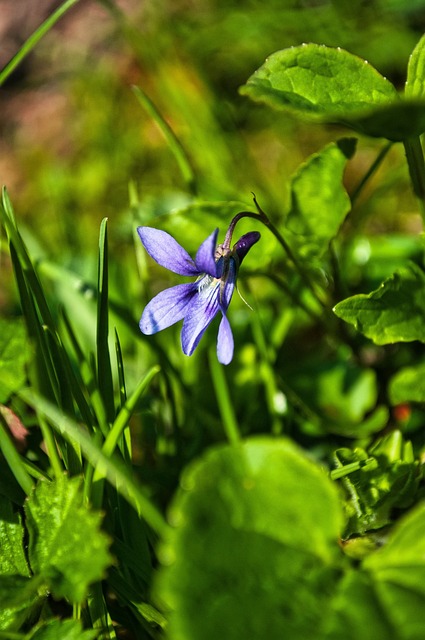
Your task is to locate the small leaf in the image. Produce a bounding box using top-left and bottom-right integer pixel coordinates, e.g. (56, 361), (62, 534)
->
(0, 318), (28, 402)
(25, 476), (113, 603)
(286, 139), (355, 260)
(406, 33), (425, 98)
(389, 361), (425, 404)
(155, 437), (343, 640)
(333, 263), (425, 344)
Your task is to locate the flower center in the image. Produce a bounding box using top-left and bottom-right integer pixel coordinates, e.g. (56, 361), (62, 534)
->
(197, 274), (220, 300)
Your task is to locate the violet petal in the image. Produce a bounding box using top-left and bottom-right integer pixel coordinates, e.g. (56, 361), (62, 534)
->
(219, 257), (237, 312)
(137, 227), (200, 276)
(233, 231), (261, 264)
(217, 314), (234, 365)
(195, 228), (219, 277)
(181, 284), (220, 355)
(140, 283), (196, 334)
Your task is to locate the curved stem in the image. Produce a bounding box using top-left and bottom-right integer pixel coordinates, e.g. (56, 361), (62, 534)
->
(228, 197), (327, 310)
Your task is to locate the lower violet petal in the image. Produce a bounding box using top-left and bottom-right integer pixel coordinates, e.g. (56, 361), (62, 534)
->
(217, 313), (234, 365)
(181, 288), (220, 356)
(140, 283), (196, 335)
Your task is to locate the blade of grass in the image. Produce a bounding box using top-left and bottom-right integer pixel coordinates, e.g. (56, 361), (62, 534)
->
(97, 218), (115, 424)
(19, 388), (170, 538)
(90, 365), (160, 508)
(133, 85), (197, 194)
(0, 0), (81, 87)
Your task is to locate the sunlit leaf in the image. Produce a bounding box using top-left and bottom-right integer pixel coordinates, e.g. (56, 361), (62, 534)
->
(241, 44), (425, 140)
(286, 139), (355, 259)
(240, 44), (397, 115)
(333, 264), (425, 344)
(25, 476), (113, 603)
(155, 437), (343, 640)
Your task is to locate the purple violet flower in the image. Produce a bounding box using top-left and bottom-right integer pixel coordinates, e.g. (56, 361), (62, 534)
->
(137, 225), (260, 364)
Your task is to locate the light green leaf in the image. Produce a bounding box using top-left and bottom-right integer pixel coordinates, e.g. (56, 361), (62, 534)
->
(240, 44), (397, 116)
(286, 139), (355, 259)
(155, 437), (343, 640)
(0, 318), (28, 402)
(389, 361), (425, 404)
(406, 33), (425, 98)
(241, 44), (425, 140)
(333, 264), (425, 344)
(29, 618), (98, 640)
(25, 476), (113, 603)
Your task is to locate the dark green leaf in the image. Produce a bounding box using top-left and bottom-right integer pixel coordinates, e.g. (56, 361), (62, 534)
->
(25, 476), (113, 603)
(155, 437), (343, 640)
(333, 264), (425, 344)
(0, 575), (41, 631)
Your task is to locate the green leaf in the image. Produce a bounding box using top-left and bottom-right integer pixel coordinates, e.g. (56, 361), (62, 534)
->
(389, 361), (425, 404)
(362, 502), (425, 637)
(0, 318), (28, 402)
(241, 44), (425, 140)
(0, 575), (41, 631)
(286, 139), (355, 260)
(25, 476), (113, 603)
(155, 437), (343, 640)
(406, 33), (425, 98)
(29, 618), (98, 640)
(324, 570), (395, 640)
(240, 44), (397, 116)
(333, 263), (425, 344)
(0, 496), (30, 576)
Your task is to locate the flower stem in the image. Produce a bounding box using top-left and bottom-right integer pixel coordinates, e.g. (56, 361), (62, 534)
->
(228, 196), (327, 310)
(208, 348), (241, 445)
(350, 141), (393, 205)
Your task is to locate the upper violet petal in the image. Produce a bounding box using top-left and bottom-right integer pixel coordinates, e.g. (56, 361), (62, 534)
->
(140, 283), (196, 335)
(217, 314), (234, 365)
(181, 284), (220, 355)
(233, 231), (261, 264)
(195, 229), (219, 277)
(137, 227), (200, 276)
